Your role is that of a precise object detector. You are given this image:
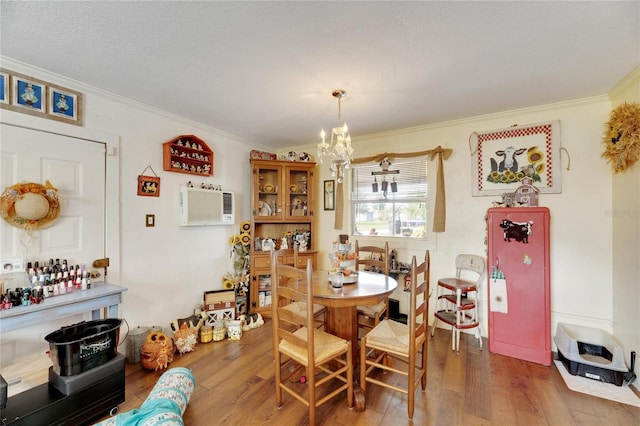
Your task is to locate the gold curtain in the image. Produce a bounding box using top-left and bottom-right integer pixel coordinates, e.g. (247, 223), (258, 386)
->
(333, 146), (452, 232)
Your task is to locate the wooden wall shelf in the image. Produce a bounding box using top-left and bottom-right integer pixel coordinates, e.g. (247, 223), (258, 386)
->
(162, 134), (214, 176)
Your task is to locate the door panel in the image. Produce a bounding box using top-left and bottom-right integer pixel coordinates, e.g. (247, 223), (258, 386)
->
(0, 123), (105, 262)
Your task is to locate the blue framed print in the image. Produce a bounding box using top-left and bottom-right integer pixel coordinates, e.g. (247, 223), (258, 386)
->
(0, 71), (7, 104)
(48, 86), (78, 119)
(12, 76), (45, 112)
(47, 84), (82, 125)
(0, 69), (83, 126)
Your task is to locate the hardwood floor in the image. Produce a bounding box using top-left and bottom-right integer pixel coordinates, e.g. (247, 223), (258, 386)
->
(98, 321), (640, 425)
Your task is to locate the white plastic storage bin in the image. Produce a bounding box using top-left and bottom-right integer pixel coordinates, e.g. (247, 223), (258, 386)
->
(554, 322), (627, 386)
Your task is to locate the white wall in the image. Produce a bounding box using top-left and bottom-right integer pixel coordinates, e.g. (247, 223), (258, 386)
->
(86, 94), (260, 332)
(608, 67), (640, 378)
(290, 95), (617, 341)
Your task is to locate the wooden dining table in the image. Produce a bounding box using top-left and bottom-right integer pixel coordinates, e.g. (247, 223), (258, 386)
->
(308, 270), (398, 364)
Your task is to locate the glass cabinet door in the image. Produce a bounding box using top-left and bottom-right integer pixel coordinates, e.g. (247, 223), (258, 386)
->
(253, 163), (282, 219)
(285, 165), (313, 220)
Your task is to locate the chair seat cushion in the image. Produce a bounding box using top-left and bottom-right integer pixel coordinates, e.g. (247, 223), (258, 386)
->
(357, 301), (386, 318)
(283, 301), (324, 316)
(280, 327), (348, 365)
(365, 319), (425, 355)
(282, 302), (325, 323)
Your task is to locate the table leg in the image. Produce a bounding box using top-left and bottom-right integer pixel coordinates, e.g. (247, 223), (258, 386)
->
(325, 305), (366, 410)
(325, 305), (358, 364)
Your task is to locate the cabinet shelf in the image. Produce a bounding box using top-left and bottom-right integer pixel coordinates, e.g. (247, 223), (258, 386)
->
(162, 134), (214, 176)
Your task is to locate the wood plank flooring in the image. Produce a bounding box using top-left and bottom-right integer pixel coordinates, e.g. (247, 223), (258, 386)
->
(97, 321), (640, 425)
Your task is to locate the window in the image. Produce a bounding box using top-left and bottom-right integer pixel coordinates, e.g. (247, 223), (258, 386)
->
(351, 156), (428, 238)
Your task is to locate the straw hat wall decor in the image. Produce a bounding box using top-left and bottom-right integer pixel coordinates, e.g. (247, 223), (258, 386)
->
(0, 181), (61, 230)
(602, 102), (640, 173)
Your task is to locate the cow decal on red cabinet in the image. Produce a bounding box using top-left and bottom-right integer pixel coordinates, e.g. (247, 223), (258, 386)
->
(499, 219), (533, 243)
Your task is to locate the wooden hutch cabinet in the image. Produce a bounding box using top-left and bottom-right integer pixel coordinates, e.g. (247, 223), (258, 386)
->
(249, 159), (317, 316)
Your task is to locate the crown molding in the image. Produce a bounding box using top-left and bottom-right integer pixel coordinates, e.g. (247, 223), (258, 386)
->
(608, 66), (640, 102)
(354, 94), (610, 142)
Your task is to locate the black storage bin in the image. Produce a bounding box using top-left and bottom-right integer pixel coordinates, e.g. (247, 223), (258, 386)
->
(45, 318), (122, 376)
(1, 373), (7, 409)
(557, 349), (626, 386)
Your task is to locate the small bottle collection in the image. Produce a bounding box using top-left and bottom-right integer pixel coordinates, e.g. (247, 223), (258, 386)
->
(1, 258), (92, 309)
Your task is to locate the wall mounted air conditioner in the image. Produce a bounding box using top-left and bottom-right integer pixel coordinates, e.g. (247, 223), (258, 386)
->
(179, 187), (235, 226)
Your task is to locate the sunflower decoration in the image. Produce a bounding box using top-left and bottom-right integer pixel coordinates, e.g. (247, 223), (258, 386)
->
(497, 169), (518, 183)
(602, 102), (640, 173)
(486, 146), (545, 184)
(226, 223), (251, 290)
(222, 277), (236, 290)
(489, 170), (501, 182)
(526, 147), (545, 179)
(240, 232), (251, 246)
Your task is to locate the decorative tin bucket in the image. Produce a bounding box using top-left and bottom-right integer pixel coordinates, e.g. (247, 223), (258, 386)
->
(126, 326), (150, 364)
(227, 320), (242, 340)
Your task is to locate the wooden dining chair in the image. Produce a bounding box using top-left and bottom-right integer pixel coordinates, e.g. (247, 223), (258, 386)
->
(270, 247), (326, 329)
(355, 241), (390, 334)
(271, 258), (353, 426)
(360, 250), (429, 419)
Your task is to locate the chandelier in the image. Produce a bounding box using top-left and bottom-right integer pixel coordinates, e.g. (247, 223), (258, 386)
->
(317, 89), (354, 183)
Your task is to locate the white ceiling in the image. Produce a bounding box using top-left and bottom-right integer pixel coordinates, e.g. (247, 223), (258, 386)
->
(1, 1), (638, 149)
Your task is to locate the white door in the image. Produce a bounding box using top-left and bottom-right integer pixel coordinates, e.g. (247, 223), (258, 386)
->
(0, 123), (106, 266)
(0, 122), (109, 382)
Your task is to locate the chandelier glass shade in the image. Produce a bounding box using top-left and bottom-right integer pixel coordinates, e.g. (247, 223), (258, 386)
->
(317, 89), (354, 183)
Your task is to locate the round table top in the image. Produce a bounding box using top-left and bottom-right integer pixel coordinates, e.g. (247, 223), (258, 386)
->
(309, 270), (398, 308)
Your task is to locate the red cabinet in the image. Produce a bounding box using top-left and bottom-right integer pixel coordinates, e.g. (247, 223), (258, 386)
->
(486, 207), (551, 365)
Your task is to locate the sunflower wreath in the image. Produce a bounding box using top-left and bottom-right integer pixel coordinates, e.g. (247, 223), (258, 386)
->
(602, 102), (640, 173)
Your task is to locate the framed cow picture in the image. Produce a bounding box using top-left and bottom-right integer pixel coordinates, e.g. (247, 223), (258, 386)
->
(470, 121), (562, 196)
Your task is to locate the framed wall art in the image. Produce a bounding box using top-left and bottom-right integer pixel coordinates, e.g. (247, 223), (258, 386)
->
(12, 75), (45, 113)
(47, 84), (83, 125)
(0, 71), (8, 104)
(324, 180), (335, 211)
(138, 175), (160, 197)
(0, 68), (84, 126)
(471, 120), (561, 196)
